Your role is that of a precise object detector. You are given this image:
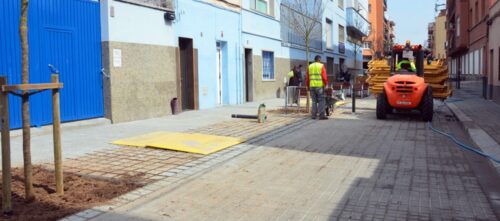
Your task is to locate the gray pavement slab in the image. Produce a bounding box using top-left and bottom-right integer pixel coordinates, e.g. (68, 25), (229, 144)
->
(447, 81), (500, 173)
(88, 97), (500, 221)
(3, 98), (286, 166)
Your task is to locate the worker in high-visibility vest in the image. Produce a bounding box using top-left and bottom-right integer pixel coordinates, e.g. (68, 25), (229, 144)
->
(306, 55), (328, 120)
(396, 40), (417, 72)
(396, 58), (416, 72)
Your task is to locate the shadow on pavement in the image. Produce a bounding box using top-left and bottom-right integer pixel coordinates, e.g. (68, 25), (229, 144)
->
(260, 104), (500, 220)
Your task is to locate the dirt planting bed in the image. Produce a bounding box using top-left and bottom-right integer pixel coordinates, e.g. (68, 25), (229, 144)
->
(0, 166), (143, 221)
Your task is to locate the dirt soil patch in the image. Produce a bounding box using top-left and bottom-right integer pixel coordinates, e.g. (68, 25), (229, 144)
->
(1, 165), (143, 221)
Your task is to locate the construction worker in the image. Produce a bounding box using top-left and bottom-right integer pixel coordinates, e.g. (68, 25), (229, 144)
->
(306, 55), (328, 120)
(287, 68), (294, 85)
(396, 58), (416, 72)
(396, 40), (417, 72)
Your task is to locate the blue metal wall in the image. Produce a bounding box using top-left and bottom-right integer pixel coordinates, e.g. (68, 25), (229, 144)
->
(0, 0), (104, 129)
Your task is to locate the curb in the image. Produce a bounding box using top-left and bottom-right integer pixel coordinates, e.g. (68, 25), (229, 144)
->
(445, 102), (500, 173)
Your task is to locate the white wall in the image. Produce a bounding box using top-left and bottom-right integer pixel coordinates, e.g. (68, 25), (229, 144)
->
(101, 0), (176, 46)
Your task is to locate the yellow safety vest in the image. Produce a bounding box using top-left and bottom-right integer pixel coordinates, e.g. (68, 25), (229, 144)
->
(396, 60), (416, 72)
(308, 62), (324, 88)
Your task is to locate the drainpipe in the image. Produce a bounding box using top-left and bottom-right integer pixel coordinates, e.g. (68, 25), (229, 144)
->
(238, 8), (243, 104)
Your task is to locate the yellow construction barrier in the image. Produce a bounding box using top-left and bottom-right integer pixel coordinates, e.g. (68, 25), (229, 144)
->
(112, 132), (245, 155)
(366, 59), (451, 99)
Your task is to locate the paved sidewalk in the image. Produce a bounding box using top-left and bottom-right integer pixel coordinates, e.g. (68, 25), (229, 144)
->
(446, 80), (500, 172)
(6, 99), (288, 166)
(81, 97), (500, 221)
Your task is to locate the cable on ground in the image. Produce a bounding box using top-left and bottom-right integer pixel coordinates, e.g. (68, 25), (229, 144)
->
(427, 121), (500, 164)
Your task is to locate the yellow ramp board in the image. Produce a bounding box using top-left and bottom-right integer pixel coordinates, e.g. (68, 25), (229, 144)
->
(112, 132), (245, 155)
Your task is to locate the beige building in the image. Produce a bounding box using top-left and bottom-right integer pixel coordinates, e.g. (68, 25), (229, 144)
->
(101, 0), (178, 123)
(434, 10), (447, 59)
(488, 0), (500, 102)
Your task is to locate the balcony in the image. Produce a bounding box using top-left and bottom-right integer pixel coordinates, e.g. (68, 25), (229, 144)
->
(346, 7), (370, 39)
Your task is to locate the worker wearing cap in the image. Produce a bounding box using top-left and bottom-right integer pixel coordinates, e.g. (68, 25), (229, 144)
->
(396, 40), (417, 72)
(306, 55), (328, 120)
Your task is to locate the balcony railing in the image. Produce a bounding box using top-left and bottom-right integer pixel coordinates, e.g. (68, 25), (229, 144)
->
(346, 7), (369, 38)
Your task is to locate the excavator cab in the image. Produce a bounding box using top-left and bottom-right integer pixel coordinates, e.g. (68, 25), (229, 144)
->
(376, 42), (433, 121)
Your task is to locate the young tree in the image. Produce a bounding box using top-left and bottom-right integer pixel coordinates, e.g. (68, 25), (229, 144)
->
(20, 0), (34, 201)
(283, 0), (324, 64)
(281, 0), (325, 111)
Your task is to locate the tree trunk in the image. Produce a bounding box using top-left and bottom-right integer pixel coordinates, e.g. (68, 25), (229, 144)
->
(20, 0), (34, 201)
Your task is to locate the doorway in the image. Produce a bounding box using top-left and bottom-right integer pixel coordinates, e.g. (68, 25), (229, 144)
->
(327, 57), (334, 83)
(245, 48), (254, 102)
(179, 37), (195, 110)
(339, 58), (345, 81)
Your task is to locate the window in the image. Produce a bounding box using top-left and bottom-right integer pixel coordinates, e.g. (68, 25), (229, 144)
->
(368, 4), (371, 13)
(338, 0), (344, 9)
(251, 0), (274, 16)
(498, 48), (500, 81)
(256, 0), (268, 14)
(326, 19), (333, 49)
(262, 51), (275, 80)
(456, 17), (460, 37)
(339, 25), (345, 43)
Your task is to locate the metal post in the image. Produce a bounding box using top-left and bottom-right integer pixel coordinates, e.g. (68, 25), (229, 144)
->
(483, 76), (488, 99)
(457, 70), (461, 89)
(51, 74), (63, 195)
(0, 76), (12, 214)
(352, 75), (356, 113)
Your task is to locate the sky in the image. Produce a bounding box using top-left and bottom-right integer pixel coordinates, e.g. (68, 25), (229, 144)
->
(386, 0), (446, 45)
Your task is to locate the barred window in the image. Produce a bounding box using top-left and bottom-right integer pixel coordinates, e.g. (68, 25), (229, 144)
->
(262, 51), (275, 80)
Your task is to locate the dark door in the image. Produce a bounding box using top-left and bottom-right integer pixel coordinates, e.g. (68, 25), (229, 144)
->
(327, 57), (334, 83)
(339, 58), (345, 81)
(245, 49), (253, 102)
(179, 37), (195, 110)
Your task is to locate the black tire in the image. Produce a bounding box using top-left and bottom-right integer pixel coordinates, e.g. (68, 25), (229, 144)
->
(421, 86), (434, 122)
(376, 91), (388, 119)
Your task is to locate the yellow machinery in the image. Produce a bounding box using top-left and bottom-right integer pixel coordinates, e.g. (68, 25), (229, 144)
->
(366, 52), (452, 100)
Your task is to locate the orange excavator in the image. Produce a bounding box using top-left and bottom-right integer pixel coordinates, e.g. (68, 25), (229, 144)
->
(376, 41), (433, 121)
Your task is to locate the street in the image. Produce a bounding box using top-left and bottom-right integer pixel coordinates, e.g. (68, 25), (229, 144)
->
(84, 98), (500, 221)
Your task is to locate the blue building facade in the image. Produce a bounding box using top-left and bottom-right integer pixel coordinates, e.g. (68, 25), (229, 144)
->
(174, 0), (244, 109)
(0, 0), (369, 127)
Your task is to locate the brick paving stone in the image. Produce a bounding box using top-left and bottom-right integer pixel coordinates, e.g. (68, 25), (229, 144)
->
(88, 100), (500, 221)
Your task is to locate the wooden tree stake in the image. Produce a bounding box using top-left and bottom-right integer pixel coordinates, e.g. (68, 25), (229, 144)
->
(51, 74), (63, 195)
(1, 77), (12, 214)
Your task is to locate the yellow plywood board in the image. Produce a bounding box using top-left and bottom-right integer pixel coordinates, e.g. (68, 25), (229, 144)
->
(112, 132), (245, 155)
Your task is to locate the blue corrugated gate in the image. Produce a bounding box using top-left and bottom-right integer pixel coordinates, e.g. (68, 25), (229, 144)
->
(0, 0), (104, 129)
